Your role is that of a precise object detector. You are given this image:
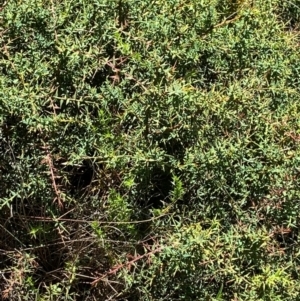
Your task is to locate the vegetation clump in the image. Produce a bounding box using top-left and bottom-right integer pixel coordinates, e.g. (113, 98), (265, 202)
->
(1, 0), (300, 300)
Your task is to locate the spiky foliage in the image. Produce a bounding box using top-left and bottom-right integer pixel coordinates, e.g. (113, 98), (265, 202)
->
(1, 0), (300, 300)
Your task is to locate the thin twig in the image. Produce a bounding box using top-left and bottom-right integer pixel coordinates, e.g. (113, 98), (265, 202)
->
(15, 213), (168, 224)
(41, 145), (64, 210)
(91, 246), (163, 286)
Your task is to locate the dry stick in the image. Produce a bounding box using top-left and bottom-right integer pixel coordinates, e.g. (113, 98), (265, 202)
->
(16, 213), (168, 224)
(41, 146), (64, 210)
(91, 245), (163, 287)
(0, 223), (25, 248)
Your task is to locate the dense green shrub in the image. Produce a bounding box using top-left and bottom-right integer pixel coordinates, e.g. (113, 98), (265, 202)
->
(1, 0), (300, 300)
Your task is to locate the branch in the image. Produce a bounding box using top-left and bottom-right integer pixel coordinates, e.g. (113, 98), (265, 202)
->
(41, 146), (64, 210)
(91, 245), (163, 287)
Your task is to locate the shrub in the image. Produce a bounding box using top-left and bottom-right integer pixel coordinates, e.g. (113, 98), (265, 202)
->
(1, 0), (300, 300)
